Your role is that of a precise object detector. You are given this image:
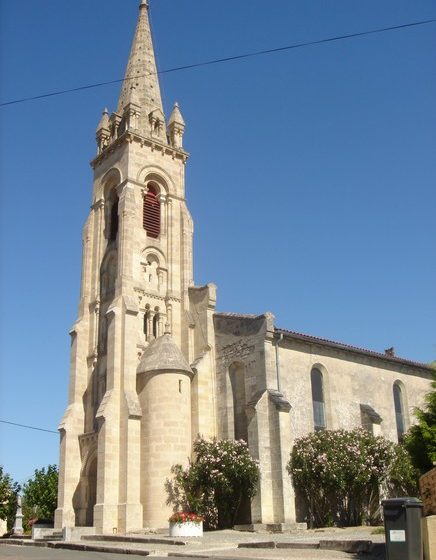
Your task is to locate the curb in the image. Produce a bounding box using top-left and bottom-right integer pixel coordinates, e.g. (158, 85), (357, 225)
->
(0, 537), (386, 558)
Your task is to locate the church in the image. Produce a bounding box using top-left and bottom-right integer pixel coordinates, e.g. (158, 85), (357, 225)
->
(55, 0), (432, 533)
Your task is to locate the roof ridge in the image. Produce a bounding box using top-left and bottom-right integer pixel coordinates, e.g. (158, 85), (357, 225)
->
(275, 327), (431, 369)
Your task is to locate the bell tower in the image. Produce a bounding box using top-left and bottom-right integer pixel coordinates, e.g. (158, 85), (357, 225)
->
(55, 0), (217, 534)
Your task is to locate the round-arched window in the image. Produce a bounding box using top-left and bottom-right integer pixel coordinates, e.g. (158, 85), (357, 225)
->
(311, 368), (326, 431)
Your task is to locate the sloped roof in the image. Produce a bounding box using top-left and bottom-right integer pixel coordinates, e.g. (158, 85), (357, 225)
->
(276, 327), (431, 370)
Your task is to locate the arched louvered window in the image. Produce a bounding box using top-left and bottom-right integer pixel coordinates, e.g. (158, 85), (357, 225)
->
(311, 368), (326, 431)
(393, 382), (406, 441)
(143, 184), (160, 238)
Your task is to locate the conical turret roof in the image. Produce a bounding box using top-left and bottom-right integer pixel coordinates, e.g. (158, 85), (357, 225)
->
(168, 102), (185, 127)
(137, 334), (193, 375)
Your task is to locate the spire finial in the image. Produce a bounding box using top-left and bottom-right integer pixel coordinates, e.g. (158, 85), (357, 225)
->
(140, 0), (148, 8)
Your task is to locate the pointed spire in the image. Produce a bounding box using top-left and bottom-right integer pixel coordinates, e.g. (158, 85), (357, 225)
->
(116, 0), (164, 135)
(96, 107), (109, 133)
(96, 108), (110, 154)
(168, 102), (185, 127)
(168, 102), (185, 149)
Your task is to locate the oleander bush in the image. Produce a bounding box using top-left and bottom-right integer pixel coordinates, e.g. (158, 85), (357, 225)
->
(287, 429), (418, 528)
(167, 437), (260, 529)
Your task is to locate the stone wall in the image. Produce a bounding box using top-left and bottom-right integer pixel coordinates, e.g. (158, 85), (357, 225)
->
(420, 467), (436, 516)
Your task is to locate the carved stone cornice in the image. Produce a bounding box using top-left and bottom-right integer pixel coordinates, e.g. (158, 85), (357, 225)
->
(91, 131), (189, 169)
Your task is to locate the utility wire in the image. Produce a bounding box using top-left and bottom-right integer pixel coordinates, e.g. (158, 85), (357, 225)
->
(1, 17), (435, 108)
(0, 419), (58, 434)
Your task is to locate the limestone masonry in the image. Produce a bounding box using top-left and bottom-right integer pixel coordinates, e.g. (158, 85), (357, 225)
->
(55, 1), (432, 533)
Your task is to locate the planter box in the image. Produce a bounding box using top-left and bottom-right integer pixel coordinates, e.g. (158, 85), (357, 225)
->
(169, 520), (203, 537)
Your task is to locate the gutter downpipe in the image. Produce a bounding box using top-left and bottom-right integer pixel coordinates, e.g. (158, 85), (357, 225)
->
(275, 332), (284, 393)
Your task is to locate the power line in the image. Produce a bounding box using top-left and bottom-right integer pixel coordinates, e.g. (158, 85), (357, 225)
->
(0, 419), (58, 434)
(1, 17), (435, 108)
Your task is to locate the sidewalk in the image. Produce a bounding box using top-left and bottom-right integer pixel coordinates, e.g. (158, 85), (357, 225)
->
(0, 526), (386, 559)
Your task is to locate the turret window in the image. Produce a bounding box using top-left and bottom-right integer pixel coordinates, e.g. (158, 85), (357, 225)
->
(143, 184), (160, 238)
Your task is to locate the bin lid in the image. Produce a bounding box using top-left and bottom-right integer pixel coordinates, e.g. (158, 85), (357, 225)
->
(382, 497), (422, 508)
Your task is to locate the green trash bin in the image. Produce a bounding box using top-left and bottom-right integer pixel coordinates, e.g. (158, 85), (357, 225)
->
(382, 497), (423, 560)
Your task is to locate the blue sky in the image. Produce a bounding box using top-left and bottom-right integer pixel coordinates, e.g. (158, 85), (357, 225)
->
(0, 0), (435, 485)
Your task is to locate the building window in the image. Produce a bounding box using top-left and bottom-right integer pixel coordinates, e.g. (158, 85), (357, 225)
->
(311, 368), (326, 430)
(109, 196), (119, 241)
(143, 184), (160, 238)
(153, 313), (159, 338)
(143, 310), (149, 339)
(393, 382), (406, 441)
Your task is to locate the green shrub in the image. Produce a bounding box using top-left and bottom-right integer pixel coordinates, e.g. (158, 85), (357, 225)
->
(22, 464), (58, 527)
(167, 437), (260, 529)
(287, 429), (415, 528)
(0, 466), (20, 531)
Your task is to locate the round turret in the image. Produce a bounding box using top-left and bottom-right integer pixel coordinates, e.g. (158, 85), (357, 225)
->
(137, 335), (193, 527)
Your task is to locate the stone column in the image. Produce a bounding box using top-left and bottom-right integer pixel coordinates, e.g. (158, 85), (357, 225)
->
(117, 183), (136, 289)
(167, 198), (173, 292)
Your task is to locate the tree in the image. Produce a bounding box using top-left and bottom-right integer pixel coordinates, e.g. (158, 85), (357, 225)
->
(385, 443), (420, 497)
(167, 438), (260, 529)
(404, 367), (436, 475)
(22, 465), (58, 523)
(0, 466), (20, 531)
(287, 429), (415, 528)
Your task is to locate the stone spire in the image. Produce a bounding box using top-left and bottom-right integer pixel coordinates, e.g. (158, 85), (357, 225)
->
(116, 0), (164, 134)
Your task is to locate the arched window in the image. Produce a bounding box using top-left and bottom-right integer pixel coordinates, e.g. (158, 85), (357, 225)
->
(143, 184), (160, 238)
(143, 310), (149, 339)
(393, 382), (406, 441)
(153, 313), (159, 338)
(311, 368), (326, 431)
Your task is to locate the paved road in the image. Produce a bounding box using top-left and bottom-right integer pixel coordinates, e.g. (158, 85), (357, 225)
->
(0, 546), (159, 560)
(0, 545), (385, 560)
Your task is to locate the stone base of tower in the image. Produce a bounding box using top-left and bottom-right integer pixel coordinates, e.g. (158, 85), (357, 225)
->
(54, 507), (76, 530)
(93, 503), (119, 534)
(117, 503), (143, 533)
